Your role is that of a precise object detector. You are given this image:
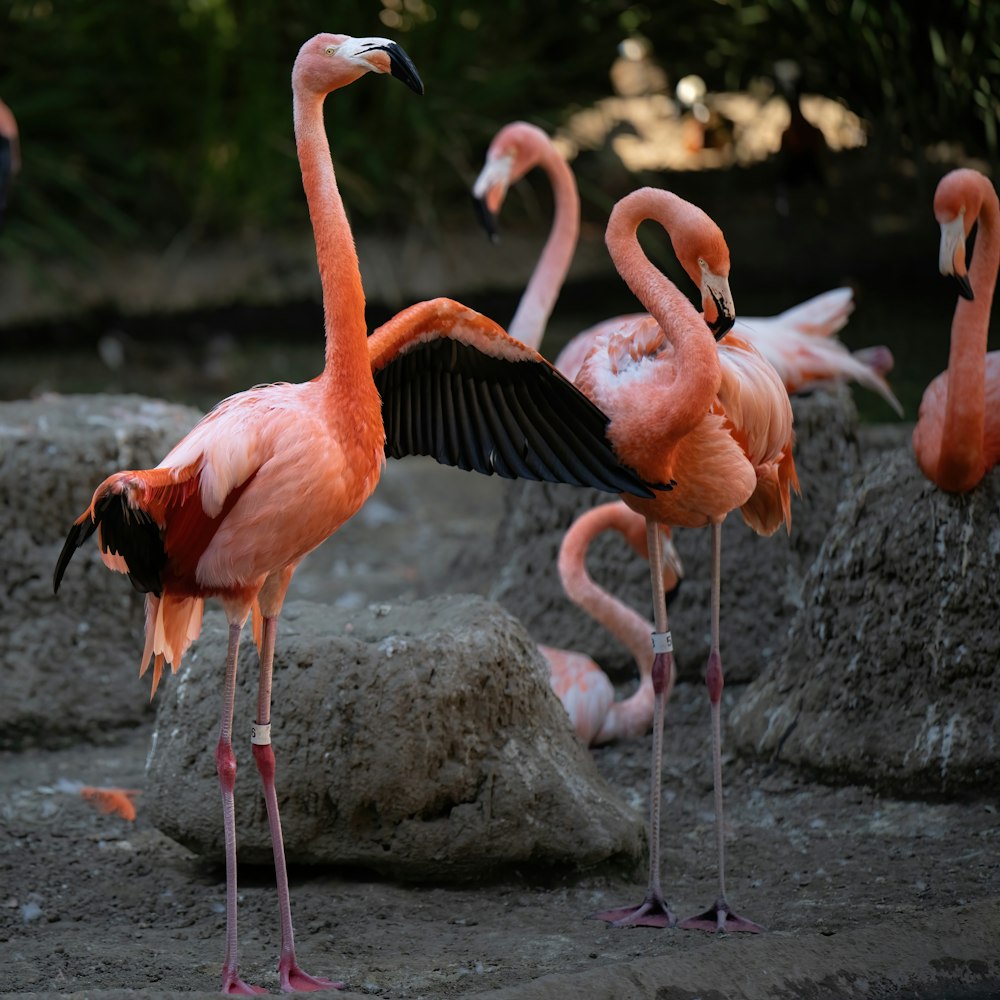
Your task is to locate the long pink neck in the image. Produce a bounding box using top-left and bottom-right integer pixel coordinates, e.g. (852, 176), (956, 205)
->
(938, 177), (999, 489)
(603, 188), (720, 444)
(294, 88), (370, 395)
(559, 503), (654, 688)
(508, 140), (579, 351)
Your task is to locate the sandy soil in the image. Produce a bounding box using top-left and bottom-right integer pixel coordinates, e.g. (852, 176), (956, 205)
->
(2, 459), (999, 999)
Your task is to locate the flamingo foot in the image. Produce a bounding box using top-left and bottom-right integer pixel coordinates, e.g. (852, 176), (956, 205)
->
(591, 893), (677, 928)
(678, 897), (764, 934)
(221, 969), (268, 995)
(279, 958), (344, 993)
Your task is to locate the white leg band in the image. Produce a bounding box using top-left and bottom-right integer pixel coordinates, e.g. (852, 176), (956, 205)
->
(250, 722), (272, 746)
(651, 630), (673, 654)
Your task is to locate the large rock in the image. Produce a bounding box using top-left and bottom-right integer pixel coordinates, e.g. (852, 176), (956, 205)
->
(0, 394), (200, 750)
(730, 448), (1000, 795)
(488, 387), (867, 683)
(145, 596), (643, 879)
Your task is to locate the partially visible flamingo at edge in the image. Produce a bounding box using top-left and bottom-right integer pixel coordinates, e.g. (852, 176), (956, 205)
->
(472, 120), (902, 414)
(0, 97), (20, 230)
(541, 501), (683, 747)
(53, 34), (656, 996)
(573, 186), (798, 933)
(912, 167), (1000, 492)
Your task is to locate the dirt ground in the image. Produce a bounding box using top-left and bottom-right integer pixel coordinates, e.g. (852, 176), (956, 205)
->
(2, 459), (999, 999)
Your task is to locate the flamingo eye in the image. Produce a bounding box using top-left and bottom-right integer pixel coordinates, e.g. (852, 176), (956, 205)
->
(325, 45), (336, 55)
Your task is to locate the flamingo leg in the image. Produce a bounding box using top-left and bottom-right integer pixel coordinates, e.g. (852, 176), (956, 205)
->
(252, 614), (343, 993)
(217, 622), (267, 996)
(592, 518), (677, 928)
(679, 521), (763, 934)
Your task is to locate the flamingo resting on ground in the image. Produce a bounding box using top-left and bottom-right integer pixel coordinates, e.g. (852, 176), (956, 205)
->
(472, 120), (901, 414)
(575, 187), (797, 932)
(54, 34), (654, 995)
(0, 97), (20, 230)
(541, 501), (683, 746)
(912, 167), (1000, 492)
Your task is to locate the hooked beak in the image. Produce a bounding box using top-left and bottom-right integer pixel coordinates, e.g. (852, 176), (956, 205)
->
(473, 195), (499, 243)
(700, 268), (736, 340)
(939, 212), (973, 300)
(953, 273), (975, 300)
(708, 296), (736, 339)
(471, 155), (513, 245)
(369, 40), (424, 94)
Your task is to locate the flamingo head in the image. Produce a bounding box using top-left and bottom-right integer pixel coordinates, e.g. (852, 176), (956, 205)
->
(472, 121), (548, 243)
(698, 256), (736, 339)
(668, 201), (735, 339)
(292, 33), (423, 97)
(934, 169), (984, 301)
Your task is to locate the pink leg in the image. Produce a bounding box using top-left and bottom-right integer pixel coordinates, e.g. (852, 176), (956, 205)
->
(217, 622), (267, 996)
(678, 522), (763, 934)
(592, 519), (677, 928)
(254, 614), (343, 993)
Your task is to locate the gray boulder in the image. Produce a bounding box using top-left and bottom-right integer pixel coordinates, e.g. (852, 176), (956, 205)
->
(1, 394), (200, 749)
(730, 448), (1000, 795)
(488, 387), (867, 684)
(145, 596), (643, 879)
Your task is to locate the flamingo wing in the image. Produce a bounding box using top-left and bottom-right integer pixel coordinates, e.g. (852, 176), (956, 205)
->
(54, 482), (168, 595)
(369, 297), (656, 497)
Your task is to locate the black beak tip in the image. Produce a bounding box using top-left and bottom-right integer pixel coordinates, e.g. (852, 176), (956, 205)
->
(710, 313), (736, 340)
(472, 196), (499, 243)
(385, 42), (424, 95)
(955, 273), (975, 301)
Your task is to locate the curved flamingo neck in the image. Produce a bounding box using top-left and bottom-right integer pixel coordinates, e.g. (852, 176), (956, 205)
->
(508, 139), (580, 351)
(293, 88), (369, 390)
(602, 188), (720, 440)
(938, 177), (999, 489)
(559, 505), (654, 682)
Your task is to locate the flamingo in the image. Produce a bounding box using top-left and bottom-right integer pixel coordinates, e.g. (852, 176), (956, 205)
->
(472, 120), (902, 414)
(0, 97), (20, 229)
(540, 501), (683, 746)
(53, 34), (655, 995)
(912, 167), (1000, 492)
(575, 186), (797, 932)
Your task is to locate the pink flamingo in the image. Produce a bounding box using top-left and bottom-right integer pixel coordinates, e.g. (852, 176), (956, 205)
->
(54, 34), (655, 995)
(575, 186), (797, 932)
(912, 167), (1000, 492)
(0, 97), (20, 229)
(540, 501), (683, 746)
(473, 120), (901, 413)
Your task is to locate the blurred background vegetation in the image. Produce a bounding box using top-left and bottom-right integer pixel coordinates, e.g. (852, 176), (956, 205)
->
(0, 0), (998, 417)
(2, 0), (997, 253)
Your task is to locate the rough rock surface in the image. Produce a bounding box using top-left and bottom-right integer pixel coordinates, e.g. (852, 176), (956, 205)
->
(730, 447), (1000, 795)
(1, 394), (200, 750)
(487, 387), (868, 684)
(145, 596), (643, 879)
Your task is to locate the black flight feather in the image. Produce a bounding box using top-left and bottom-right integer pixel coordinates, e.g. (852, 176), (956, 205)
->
(373, 338), (657, 498)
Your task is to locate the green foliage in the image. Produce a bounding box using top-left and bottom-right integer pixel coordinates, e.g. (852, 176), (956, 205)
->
(0, 0), (997, 259)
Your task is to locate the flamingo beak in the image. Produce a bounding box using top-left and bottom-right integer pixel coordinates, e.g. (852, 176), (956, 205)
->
(953, 272), (975, 300)
(381, 41), (424, 94)
(938, 213), (974, 300)
(473, 196), (499, 243)
(472, 155), (513, 245)
(708, 294), (736, 339)
(699, 265), (735, 340)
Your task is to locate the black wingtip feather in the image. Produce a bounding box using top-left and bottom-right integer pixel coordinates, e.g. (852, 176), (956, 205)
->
(53, 516), (99, 593)
(374, 338), (659, 498)
(52, 491), (166, 597)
